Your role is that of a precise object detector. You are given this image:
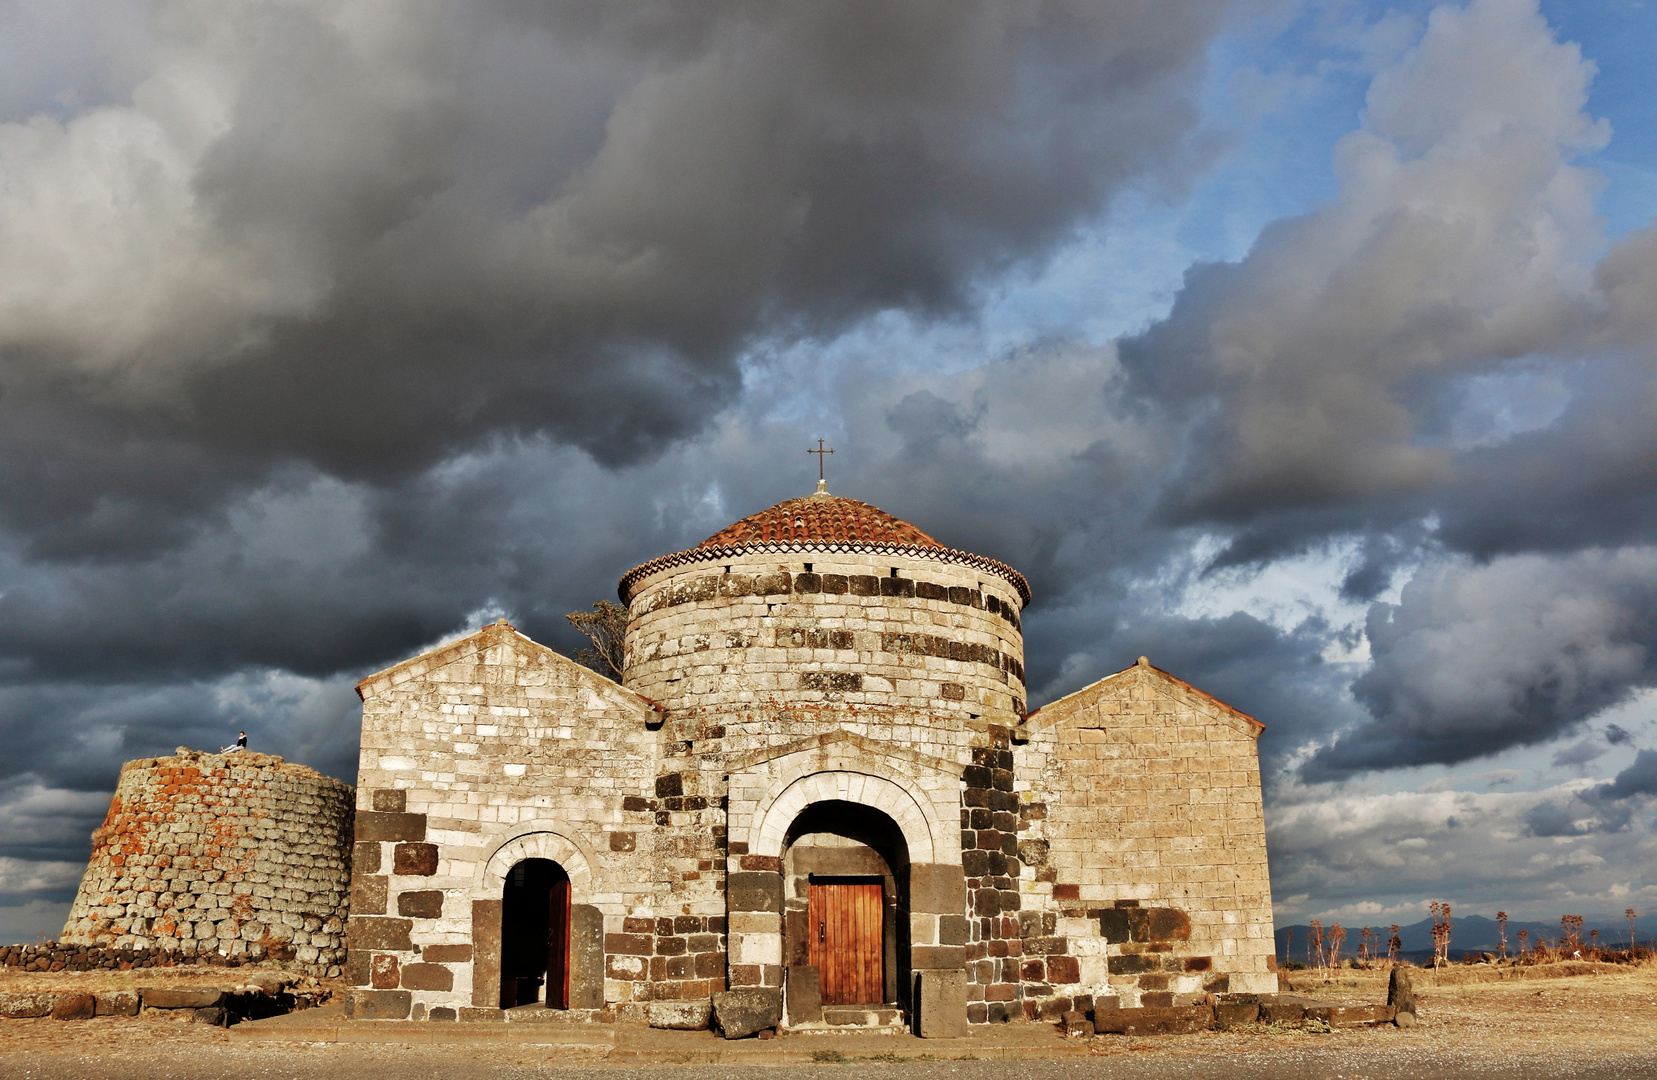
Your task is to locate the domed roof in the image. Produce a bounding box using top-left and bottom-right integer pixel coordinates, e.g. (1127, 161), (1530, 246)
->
(618, 487), (1031, 605)
(698, 493), (943, 549)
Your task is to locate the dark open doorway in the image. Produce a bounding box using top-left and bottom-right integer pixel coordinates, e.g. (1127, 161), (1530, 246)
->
(500, 858), (571, 1008)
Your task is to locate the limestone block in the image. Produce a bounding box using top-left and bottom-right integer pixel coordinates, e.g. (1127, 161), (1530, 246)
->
(712, 988), (782, 1039)
(785, 965), (822, 1024)
(648, 999), (713, 1030)
(569, 904), (605, 1010)
(914, 971), (968, 1038)
(140, 988), (225, 1009)
(94, 991), (140, 1017)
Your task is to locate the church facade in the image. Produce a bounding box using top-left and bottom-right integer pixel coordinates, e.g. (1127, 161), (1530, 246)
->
(343, 488), (1277, 1030)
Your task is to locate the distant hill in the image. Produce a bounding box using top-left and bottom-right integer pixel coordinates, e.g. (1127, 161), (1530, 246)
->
(1274, 913), (1651, 964)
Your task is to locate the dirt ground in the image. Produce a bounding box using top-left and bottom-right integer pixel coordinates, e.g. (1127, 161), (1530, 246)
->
(1, 960), (1654, 1079)
(0, 965), (317, 992)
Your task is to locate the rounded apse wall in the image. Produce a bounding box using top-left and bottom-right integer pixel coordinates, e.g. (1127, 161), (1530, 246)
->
(623, 546), (1027, 732)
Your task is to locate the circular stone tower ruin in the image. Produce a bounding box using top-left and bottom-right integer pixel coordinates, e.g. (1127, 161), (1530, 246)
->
(59, 748), (354, 974)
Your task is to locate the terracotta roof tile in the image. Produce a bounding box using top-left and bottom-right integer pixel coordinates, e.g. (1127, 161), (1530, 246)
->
(698, 494), (943, 549)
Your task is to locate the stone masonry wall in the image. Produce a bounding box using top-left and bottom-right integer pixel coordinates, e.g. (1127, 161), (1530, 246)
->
(58, 749), (354, 976)
(1012, 659), (1278, 1011)
(345, 553), (1279, 1029)
(958, 727), (1082, 1023)
(347, 620), (719, 1021)
(1, 940), (266, 972)
(625, 551), (1027, 730)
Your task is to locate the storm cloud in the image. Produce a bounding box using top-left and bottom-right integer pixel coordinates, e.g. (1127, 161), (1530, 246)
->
(0, 0), (1228, 521)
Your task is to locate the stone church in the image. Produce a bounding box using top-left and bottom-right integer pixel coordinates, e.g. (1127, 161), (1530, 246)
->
(344, 483), (1277, 1032)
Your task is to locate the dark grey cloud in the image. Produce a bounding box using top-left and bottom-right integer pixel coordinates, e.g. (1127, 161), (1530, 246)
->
(1120, 0), (1607, 541)
(1588, 749), (1657, 803)
(1307, 550), (1657, 777)
(1552, 739), (1607, 768)
(0, 0), (1234, 760)
(1522, 750), (1657, 837)
(0, 0), (1229, 518)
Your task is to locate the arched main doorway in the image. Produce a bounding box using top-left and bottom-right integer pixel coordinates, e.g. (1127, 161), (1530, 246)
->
(500, 858), (571, 1008)
(784, 801), (909, 1014)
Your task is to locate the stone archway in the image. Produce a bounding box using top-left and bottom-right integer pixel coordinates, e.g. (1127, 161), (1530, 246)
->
(470, 827), (602, 1011)
(749, 770), (937, 863)
(480, 828), (594, 895)
(726, 765), (967, 1036)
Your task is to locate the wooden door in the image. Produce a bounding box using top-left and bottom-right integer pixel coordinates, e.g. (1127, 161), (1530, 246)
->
(546, 877), (571, 1009)
(808, 878), (884, 1004)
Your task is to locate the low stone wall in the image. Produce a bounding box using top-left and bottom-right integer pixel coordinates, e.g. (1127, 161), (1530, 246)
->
(2, 941), (253, 973)
(1061, 993), (1403, 1037)
(0, 974), (324, 1025)
(57, 748), (354, 976)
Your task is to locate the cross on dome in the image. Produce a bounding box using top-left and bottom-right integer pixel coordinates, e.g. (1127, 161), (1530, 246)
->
(808, 439), (834, 495)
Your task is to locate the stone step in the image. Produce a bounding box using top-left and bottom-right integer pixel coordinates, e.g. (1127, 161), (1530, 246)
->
(821, 1005), (903, 1027)
(504, 1005), (606, 1024)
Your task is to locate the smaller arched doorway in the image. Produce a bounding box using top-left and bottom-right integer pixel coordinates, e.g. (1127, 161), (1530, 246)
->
(500, 858), (571, 1008)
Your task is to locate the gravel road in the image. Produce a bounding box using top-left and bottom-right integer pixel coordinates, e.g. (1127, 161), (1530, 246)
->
(4, 1047), (1657, 1080)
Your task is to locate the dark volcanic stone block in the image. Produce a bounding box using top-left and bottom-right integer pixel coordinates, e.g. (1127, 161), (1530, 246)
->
(397, 890), (443, 919)
(786, 965), (822, 1024)
(347, 916), (413, 952)
(400, 963), (454, 992)
(392, 843), (439, 876)
(141, 988), (225, 1009)
(726, 872), (783, 913)
(908, 864), (967, 914)
(1215, 1002), (1259, 1027)
(50, 994), (95, 1021)
(357, 882), (400, 931)
(345, 989), (411, 1020)
(1091, 1005), (1212, 1036)
(570, 905), (605, 1009)
(355, 812), (427, 843)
